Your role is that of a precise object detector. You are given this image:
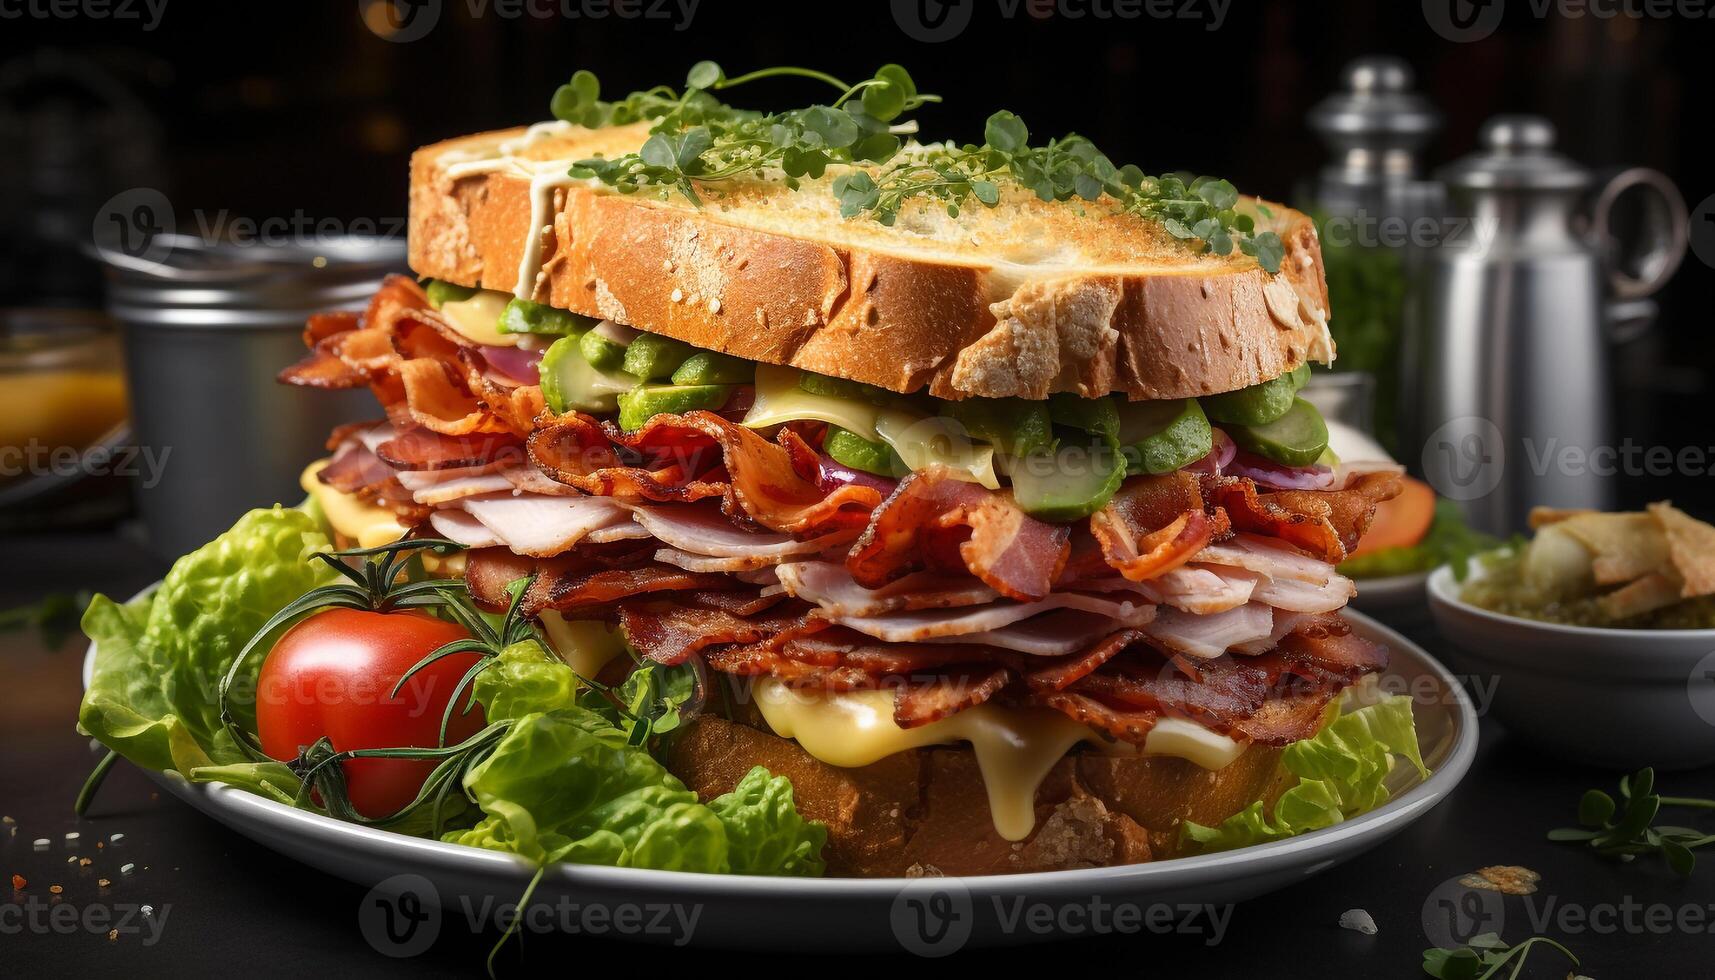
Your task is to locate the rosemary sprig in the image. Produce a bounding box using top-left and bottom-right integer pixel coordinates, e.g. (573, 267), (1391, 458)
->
(1548, 767), (1715, 875)
(1421, 933), (1583, 980)
(557, 62), (1285, 273)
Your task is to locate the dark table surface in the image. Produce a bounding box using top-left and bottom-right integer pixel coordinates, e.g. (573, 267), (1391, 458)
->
(5, 531), (1713, 978)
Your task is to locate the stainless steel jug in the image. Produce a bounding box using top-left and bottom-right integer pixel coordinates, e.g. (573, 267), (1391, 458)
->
(1407, 115), (1686, 535)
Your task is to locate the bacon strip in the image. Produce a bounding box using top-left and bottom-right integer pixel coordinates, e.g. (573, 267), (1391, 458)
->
(375, 428), (525, 471)
(847, 466), (1070, 602)
(894, 668), (1012, 728)
(1211, 472), (1402, 564)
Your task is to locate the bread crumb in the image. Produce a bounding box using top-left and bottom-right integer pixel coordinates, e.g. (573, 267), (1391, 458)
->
(1339, 908), (1378, 935)
(904, 863), (944, 878)
(10, 874), (24, 890)
(79, 858), (92, 867)
(108, 929), (118, 942)
(49, 885), (62, 895)
(98, 878), (111, 888)
(670, 288), (684, 303)
(708, 298), (722, 314)
(1460, 866), (1540, 896)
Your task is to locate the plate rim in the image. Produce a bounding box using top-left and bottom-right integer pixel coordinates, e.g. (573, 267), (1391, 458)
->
(85, 596), (1476, 894)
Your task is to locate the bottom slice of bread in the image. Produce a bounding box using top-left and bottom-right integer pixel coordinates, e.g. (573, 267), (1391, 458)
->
(663, 715), (1303, 877)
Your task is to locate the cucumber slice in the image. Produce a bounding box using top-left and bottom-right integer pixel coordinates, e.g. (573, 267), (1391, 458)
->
(1117, 398), (1212, 475)
(1289, 363), (1311, 389)
(579, 330), (627, 371)
(499, 298), (594, 336)
(672, 351), (755, 385)
(540, 335), (640, 414)
(1048, 392), (1120, 439)
(1226, 397), (1329, 468)
(798, 371), (893, 405)
(617, 383), (733, 431)
(944, 397), (1052, 457)
(1008, 439), (1125, 522)
(1201, 370), (1302, 426)
(424, 279), (477, 308)
(621, 334), (695, 381)
(824, 426), (902, 478)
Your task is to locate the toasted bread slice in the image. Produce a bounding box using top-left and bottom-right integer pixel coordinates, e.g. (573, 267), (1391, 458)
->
(408, 122), (1333, 400)
(662, 715), (1298, 877)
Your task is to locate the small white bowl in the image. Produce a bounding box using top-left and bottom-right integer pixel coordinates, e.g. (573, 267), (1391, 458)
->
(1427, 556), (1715, 770)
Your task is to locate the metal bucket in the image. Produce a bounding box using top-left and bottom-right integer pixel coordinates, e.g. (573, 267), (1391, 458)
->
(99, 234), (403, 558)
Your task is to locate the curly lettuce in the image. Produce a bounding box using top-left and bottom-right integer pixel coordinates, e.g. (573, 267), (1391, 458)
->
(456, 639), (827, 875)
(1182, 695), (1428, 852)
(78, 506), (334, 800)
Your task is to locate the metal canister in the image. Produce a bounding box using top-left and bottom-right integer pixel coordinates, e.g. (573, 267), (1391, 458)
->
(99, 235), (403, 557)
(1407, 116), (1687, 534)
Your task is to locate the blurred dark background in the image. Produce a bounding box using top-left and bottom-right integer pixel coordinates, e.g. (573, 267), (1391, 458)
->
(0, 0), (1710, 529)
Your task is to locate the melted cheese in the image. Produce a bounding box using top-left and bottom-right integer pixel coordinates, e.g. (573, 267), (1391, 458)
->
(438, 290), (516, 347)
(750, 678), (1244, 841)
(743, 364), (1001, 489)
(299, 460), (408, 548)
(540, 613), (627, 679)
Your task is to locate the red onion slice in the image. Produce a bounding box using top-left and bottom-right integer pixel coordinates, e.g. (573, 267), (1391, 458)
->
(480, 344), (543, 386)
(815, 451), (899, 496)
(1183, 428), (1237, 475)
(1223, 449), (1338, 490)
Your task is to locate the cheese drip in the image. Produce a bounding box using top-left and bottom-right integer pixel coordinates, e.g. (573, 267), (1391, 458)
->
(299, 460), (407, 548)
(750, 678), (1244, 841)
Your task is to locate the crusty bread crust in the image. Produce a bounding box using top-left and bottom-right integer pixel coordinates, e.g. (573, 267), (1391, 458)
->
(408, 125), (1334, 400)
(661, 715), (1299, 877)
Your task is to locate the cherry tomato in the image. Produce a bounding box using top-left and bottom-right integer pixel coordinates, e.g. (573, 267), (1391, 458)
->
(255, 608), (485, 818)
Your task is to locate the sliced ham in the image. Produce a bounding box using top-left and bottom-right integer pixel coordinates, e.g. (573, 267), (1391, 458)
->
(1143, 602), (1276, 659)
(1248, 569), (1357, 614)
(1192, 532), (1335, 585)
(458, 493), (635, 557)
(833, 592), (1155, 643)
(624, 501), (837, 561)
(404, 470), (518, 505)
(654, 547), (782, 574)
(429, 510), (503, 549)
(1136, 566), (1258, 615)
(922, 607), (1155, 656)
(774, 560), (1000, 617)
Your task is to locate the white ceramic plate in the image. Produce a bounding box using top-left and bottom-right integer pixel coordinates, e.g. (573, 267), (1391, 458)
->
(84, 609), (1476, 952)
(1348, 569), (1431, 614)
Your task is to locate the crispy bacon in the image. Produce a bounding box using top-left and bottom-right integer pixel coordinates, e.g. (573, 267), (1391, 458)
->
(847, 466), (1070, 602)
(528, 412), (730, 505)
(1023, 630), (1143, 692)
(618, 600), (819, 666)
(317, 443), (396, 495)
(1211, 472), (1402, 564)
(375, 428), (525, 471)
(894, 668), (1012, 728)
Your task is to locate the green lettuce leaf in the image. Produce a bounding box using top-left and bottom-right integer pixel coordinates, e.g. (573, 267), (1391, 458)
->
(708, 766), (828, 877)
(78, 507), (334, 787)
(1182, 695), (1428, 852)
(472, 640), (583, 723)
(444, 707), (731, 871)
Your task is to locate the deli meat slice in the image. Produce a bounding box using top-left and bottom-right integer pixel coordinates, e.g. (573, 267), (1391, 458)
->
(458, 493), (636, 557)
(653, 547), (784, 573)
(624, 501), (838, 561)
(403, 470), (518, 506)
(922, 607), (1155, 656)
(775, 560), (1000, 617)
(1192, 533), (1335, 585)
(1247, 569), (1356, 614)
(429, 510), (503, 549)
(833, 592), (1155, 643)
(1135, 565), (1258, 615)
(1143, 602), (1276, 659)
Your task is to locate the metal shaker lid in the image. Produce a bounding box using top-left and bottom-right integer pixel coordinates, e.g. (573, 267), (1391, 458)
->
(1437, 115), (1592, 191)
(1307, 56), (1440, 146)
(96, 234), (406, 328)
